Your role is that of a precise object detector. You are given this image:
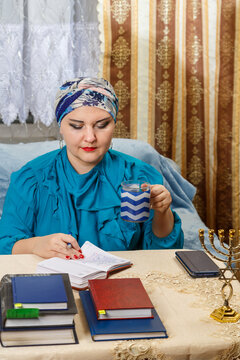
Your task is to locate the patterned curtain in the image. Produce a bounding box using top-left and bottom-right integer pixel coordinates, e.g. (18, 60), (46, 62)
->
(97, 0), (240, 234)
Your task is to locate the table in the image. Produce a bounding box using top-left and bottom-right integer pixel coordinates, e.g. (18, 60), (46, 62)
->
(0, 250), (240, 360)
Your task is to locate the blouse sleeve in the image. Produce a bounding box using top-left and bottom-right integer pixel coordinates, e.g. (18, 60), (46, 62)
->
(0, 165), (38, 254)
(141, 210), (184, 249)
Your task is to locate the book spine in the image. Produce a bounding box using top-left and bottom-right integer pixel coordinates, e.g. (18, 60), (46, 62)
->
(88, 285), (100, 319)
(11, 277), (17, 305)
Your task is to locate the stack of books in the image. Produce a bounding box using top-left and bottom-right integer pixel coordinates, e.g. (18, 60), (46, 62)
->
(80, 277), (168, 341)
(0, 273), (78, 347)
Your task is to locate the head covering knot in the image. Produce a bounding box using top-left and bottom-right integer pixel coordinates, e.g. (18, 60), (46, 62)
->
(55, 77), (119, 125)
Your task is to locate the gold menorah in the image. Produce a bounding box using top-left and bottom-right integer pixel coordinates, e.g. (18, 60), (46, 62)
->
(199, 229), (240, 323)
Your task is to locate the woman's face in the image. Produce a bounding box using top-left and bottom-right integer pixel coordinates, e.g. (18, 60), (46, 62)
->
(60, 106), (115, 174)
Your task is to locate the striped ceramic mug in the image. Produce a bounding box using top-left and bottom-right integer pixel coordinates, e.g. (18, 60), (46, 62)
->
(120, 181), (151, 222)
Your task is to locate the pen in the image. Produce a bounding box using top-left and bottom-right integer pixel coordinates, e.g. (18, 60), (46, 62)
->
(67, 232), (84, 258)
(67, 232), (72, 249)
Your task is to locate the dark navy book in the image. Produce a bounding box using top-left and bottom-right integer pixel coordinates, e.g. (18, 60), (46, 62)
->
(12, 274), (68, 310)
(79, 290), (168, 341)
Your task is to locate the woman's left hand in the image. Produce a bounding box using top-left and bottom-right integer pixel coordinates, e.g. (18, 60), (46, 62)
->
(150, 184), (172, 214)
(150, 184), (174, 238)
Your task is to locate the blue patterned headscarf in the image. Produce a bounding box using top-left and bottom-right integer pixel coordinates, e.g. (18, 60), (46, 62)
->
(55, 77), (119, 125)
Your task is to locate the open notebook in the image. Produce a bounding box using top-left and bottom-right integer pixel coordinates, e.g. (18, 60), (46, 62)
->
(36, 241), (132, 289)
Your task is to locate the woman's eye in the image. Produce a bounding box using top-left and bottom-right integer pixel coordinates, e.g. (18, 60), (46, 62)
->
(96, 121), (109, 129)
(70, 124), (83, 130)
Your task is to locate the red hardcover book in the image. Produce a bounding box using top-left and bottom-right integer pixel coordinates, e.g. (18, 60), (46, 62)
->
(88, 278), (154, 320)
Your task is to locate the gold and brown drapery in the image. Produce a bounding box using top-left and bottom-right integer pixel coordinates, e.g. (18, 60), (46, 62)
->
(97, 0), (240, 233)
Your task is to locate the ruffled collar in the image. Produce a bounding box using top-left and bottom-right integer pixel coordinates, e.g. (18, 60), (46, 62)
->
(53, 146), (122, 211)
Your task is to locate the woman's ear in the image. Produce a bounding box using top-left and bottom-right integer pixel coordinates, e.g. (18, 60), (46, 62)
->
(59, 131), (64, 150)
(59, 122), (63, 136)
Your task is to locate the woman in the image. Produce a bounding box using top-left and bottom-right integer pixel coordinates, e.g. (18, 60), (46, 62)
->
(0, 77), (183, 259)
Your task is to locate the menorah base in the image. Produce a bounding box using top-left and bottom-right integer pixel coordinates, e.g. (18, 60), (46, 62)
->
(210, 305), (240, 323)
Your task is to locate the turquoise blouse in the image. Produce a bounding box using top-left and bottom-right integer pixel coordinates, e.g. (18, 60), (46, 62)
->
(0, 147), (184, 254)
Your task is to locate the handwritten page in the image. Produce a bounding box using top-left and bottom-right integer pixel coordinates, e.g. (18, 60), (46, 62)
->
(80, 241), (131, 272)
(37, 257), (101, 277)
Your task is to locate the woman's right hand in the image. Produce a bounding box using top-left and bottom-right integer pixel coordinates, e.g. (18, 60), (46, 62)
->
(12, 233), (84, 260)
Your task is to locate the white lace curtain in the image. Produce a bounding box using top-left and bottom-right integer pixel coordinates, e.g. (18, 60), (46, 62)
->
(0, 0), (100, 126)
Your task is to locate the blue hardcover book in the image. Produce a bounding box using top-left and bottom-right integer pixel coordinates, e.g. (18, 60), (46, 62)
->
(12, 274), (68, 310)
(79, 291), (168, 341)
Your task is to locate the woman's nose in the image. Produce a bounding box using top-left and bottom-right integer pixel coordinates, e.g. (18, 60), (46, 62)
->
(84, 127), (96, 142)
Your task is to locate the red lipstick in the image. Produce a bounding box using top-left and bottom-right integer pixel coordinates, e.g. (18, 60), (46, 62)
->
(82, 147), (96, 152)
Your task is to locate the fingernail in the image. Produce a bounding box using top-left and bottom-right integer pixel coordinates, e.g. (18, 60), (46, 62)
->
(78, 249), (82, 253)
(65, 256), (70, 259)
(74, 255), (78, 259)
(79, 254), (84, 259)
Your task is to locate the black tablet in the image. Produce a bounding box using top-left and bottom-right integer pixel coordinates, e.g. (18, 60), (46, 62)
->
(175, 250), (220, 278)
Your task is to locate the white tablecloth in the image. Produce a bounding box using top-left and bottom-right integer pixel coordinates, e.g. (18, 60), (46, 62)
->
(0, 250), (239, 360)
